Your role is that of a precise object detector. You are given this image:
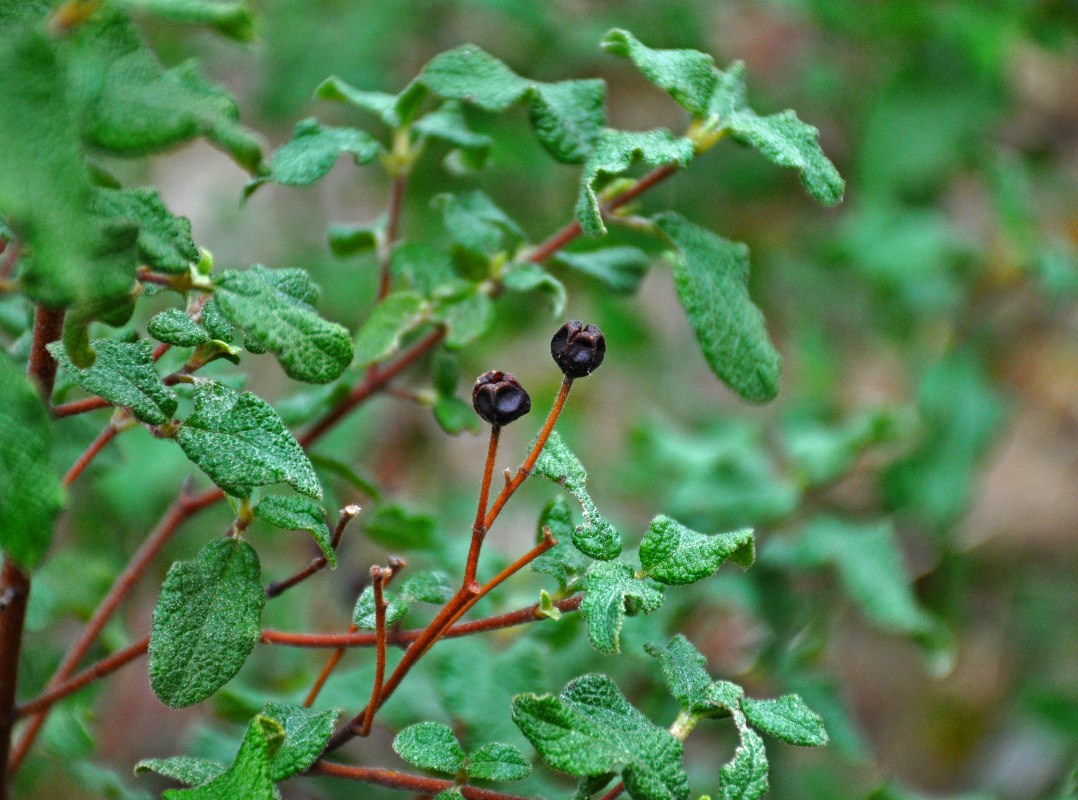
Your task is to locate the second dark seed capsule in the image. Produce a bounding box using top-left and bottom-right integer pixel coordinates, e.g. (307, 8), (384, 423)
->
(550, 321), (606, 377)
(472, 370), (531, 426)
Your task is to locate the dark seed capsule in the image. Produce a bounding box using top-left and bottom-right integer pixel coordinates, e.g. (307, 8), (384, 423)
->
(550, 321), (606, 377)
(472, 370), (531, 426)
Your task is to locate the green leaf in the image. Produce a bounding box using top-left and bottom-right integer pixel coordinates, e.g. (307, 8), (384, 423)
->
(114, 0), (255, 42)
(261, 701), (339, 780)
(500, 262), (566, 317)
(532, 497), (592, 592)
(363, 505), (437, 551)
(577, 129), (694, 236)
(148, 309), (211, 347)
(149, 538), (266, 708)
(214, 265), (354, 384)
(643, 635), (738, 717)
(64, 10), (262, 170)
(200, 299), (235, 343)
(528, 80), (607, 163)
(48, 339), (177, 424)
(399, 571), (454, 604)
(420, 45), (531, 112)
(432, 350), (460, 397)
(512, 674), (688, 800)
(740, 695), (828, 747)
(601, 30), (717, 118)
(353, 291), (428, 366)
(436, 191), (526, 258)
(580, 562), (664, 655)
(251, 118), (381, 193)
(162, 715), (283, 799)
(718, 727), (768, 800)
(0, 353), (65, 570)
(136, 757), (226, 787)
(551, 247), (650, 294)
(533, 431), (622, 560)
(466, 742), (531, 781)
(706, 62), (843, 206)
(432, 288), (494, 351)
(783, 407), (914, 487)
(391, 243), (457, 299)
(433, 395), (481, 435)
(0, 28), (136, 309)
(175, 381), (321, 499)
(393, 722), (466, 775)
(315, 75), (427, 129)
(253, 495), (334, 567)
(639, 516), (754, 586)
(328, 223), (379, 258)
(91, 186), (199, 274)
(655, 212), (781, 403)
(414, 101), (493, 170)
(352, 586), (409, 630)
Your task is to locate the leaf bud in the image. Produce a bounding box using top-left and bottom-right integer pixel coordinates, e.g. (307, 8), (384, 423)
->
(550, 321), (605, 377)
(472, 370), (531, 427)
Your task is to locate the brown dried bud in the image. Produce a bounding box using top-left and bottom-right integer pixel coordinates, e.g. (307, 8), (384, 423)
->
(472, 370), (531, 426)
(550, 321), (606, 377)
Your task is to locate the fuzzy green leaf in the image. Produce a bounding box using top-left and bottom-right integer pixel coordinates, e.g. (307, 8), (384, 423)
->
(115, 0), (255, 41)
(353, 291), (428, 366)
(48, 339), (177, 424)
(512, 674), (688, 800)
(315, 76), (428, 129)
(135, 757), (226, 787)
(200, 299), (235, 343)
(466, 743), (531, 781)
(643, 635), (734, 717)
(391, 243), (457, 298)
(581, 562), (664, 655)
(528, 79), (607, 163)
(501, 262), (566, 317)
(551, 247), (650, 294)
(92, 186), (199, 273)
(639, 515), (754, 586)
(740, 695), (828, 747)
(601, 30), (717, 117)
(420, 45), (531, 112)
(363, 505), (436, 551)
(253, 495), (334, 567)
(532, 497), (592, 592)
(393, 722), (466, 775)
(399, 571), (454, 604)
(533, 432), (622, 560)
(162, 715), (282, 799)
(328, 223), (379, 257)
(432, 288), (494, 351)
(64, 11), (262, 170)
(175, 381), (321, 499)
(251, 118), (381, 192)
(261, 702), (339, 780)
(707, 62), (843, 206)
(149, 538), (265, 708)
(0, 28), (136, 309)
(577, 129), (694, 236)
(0, 354), (65, 570)
(719, 727), (769, 800)
(148, 309), (211, 347)
(414, 101), (493, 170)
(214, 265), (354, 384)
(352, 586), (409, 630)
(655, 212), (781, 403)
(433, 395), (482, 435)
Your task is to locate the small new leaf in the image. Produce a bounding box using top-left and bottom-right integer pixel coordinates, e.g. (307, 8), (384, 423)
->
(577, 129), (694, 236)
(148, 309), (211, 347)
(655, 213), (781, 403)
(740, 695), (828, 748)
(466, 742), (531, 782)
(161, 715), (282, 799)
(512, 674), (689, 800)
(214, 265), (354, 384)
(175, 381), (321, 499)
(261, 702), (339, 780)
(393, 722), (466, 775)
(253, 495), (334, 567)
(47, 339), (178, 425)
(639, 515), (754, 586)
(149, 539), (265, 708)
(581, 562), (664, 655)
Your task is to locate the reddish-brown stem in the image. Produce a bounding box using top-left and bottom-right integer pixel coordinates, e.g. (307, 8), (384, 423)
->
(0, 558), (30, 800)
(26, 306), (65, 400)
(0, 240), (20, 280)
(357, 567), (389, 736)
(261, 595), (583, 648)
(304, 625), (355, 708)
(377, 175), (408, 303)
(596, 781), (626, 800)
(465, 425), (501, 585)
(62, 424), (118, 487)
(7, 487), (217, 772)
(483, 375), (572, 529)
(264, 505), (360, 599)
(50, 396), (111, 418)
(14, 637), (149, 718)
(310, 762), (535, 800)
(136, 271), (175, 287)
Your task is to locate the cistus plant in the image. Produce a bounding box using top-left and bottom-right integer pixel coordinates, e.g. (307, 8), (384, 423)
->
(0, 4), (865, 799)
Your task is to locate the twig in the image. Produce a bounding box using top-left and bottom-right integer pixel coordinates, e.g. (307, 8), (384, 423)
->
(357, 566), (389, 735)
(26, 305), (65, 400)
(51, 396), (111, 418)
(309, 762), (535, 800)
(62, 423), (119, 487)
(0, 559), (30, 798)
(264, 505), (361, 599)
(596, 781), (626, 800)
(465, 424), (501, 584)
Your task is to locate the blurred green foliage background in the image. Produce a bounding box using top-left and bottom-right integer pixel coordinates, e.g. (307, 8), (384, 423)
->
(12, 1), (1078, 799)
